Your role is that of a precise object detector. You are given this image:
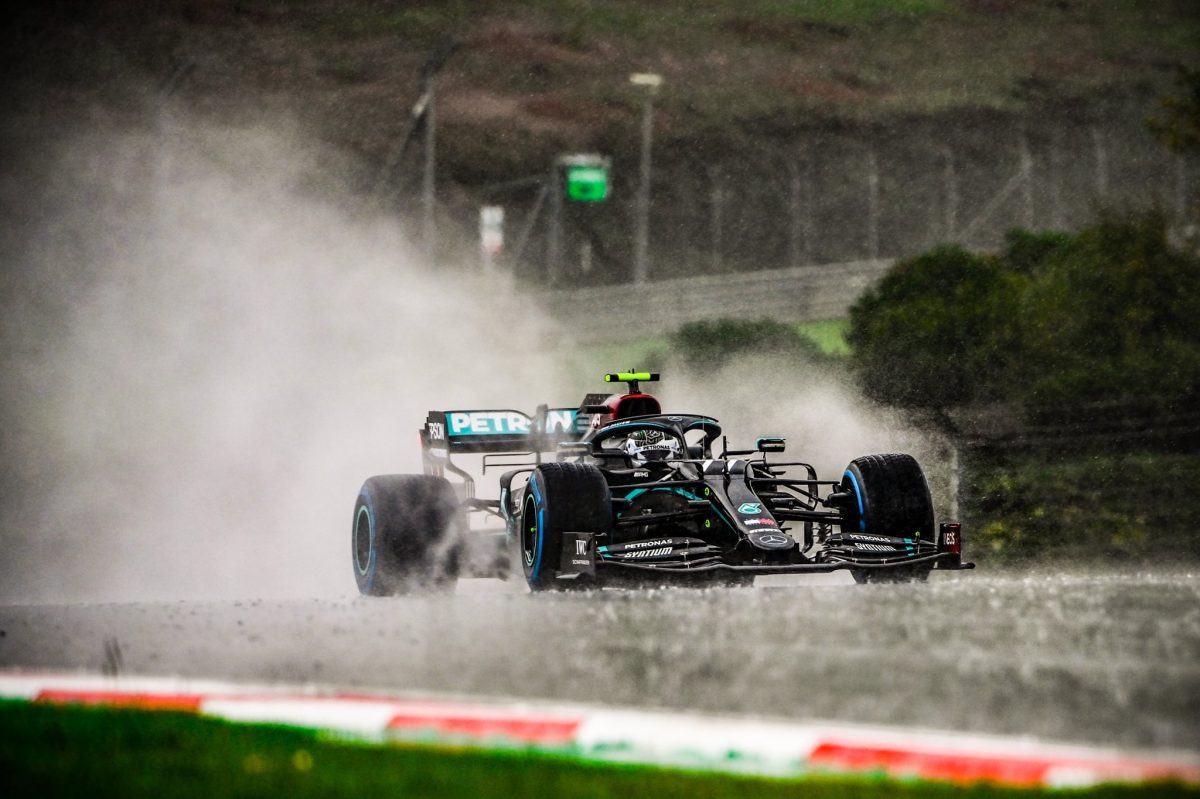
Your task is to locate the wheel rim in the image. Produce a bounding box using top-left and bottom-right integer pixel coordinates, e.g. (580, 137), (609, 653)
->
(521, 494), (538, 568)
(354, 504), (373, 576)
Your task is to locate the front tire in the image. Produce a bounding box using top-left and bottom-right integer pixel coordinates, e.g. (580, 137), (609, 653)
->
(520, 462), (611, 592)
(353, 474), (462, 596)
(841, 453), (935, 584)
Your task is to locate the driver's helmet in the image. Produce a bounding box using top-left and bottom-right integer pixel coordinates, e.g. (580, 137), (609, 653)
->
(622, 428), (680, 465)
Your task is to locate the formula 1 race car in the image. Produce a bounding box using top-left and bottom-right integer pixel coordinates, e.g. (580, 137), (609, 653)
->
(351, 372), (973, 594)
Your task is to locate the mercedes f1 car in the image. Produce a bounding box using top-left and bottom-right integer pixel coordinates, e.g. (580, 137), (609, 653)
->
(352, 372), (973, 594)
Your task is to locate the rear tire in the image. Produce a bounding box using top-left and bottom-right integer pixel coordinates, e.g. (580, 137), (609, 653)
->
(520, 463), (611, 592)
(841, 453), (935, 584)
(353, 475), (462, 596)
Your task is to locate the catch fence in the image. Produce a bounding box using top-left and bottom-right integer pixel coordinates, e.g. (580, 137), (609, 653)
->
(481, 101), (1194, 292)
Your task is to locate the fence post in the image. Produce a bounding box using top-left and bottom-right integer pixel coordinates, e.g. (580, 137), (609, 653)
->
(1176, 154), (1188, 222)
(867, 148), (880, 260)
(787, 156), (803, 267)
(581, 240), (593, 274)
(1019, 127), (1034, 229)
(1091, 126), (1108, 199)
(1048, 126), (1064, 229)
(949, 438), (961, 523)
(941, 145), (958, 242)
(709, 165), (724, 272)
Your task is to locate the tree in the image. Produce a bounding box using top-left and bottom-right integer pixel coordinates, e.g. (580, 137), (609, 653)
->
(1016, 211), (1200, 405)
(847, 245), (1023, 409)
(847, 217), (1200, 411)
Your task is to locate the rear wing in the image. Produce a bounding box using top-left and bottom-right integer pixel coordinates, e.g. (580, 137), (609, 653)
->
(423, 407), (589, 455)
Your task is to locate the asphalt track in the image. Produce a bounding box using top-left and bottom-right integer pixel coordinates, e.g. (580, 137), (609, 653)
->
(2, 571), (1198, 753)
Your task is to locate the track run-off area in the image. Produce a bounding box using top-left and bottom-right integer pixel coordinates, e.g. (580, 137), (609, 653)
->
(2, 571), (1198, 755)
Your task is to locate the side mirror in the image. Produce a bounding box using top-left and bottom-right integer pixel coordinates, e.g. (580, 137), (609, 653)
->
(756, 437), (786, 454)
(557, 441), (591, 457)
(581, 405), (610, 415)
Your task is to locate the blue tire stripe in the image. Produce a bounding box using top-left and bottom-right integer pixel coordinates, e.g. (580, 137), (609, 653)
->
(843, 470), (866, 532)
(358, 488), (377, 592)
(530, 476), (544, 581)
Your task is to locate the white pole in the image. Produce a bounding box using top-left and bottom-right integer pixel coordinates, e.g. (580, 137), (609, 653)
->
(630, 73), (662, 284)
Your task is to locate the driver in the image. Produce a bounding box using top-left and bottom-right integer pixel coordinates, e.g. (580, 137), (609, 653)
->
(621, 428), (681, 466)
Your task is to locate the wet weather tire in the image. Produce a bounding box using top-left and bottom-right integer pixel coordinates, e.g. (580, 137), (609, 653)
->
(840, 453), (935, 584)
(520, 463), (611, 592)
(353, 474), (462, 596)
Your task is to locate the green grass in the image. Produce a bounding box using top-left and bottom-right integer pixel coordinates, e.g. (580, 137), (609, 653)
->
(2, 701), (1196, 799)
(795, 318), (851, 356)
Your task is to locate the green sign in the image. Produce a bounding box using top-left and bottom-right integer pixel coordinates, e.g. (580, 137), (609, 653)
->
(565, 165), (609, 202)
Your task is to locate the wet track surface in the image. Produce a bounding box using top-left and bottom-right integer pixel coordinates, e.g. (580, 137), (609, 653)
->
(2, 571), (1198, 752)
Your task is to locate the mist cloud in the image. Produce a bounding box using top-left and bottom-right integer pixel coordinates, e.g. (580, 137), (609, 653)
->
(0, 119), (562, 603)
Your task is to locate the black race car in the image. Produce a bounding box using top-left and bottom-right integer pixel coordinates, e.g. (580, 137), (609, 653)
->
(352, 372), (973, 594)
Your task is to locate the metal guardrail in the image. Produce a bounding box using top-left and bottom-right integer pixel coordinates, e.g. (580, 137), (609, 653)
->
(534, 258), (894, 341)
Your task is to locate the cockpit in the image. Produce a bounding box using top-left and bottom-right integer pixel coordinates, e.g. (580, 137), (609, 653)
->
(590, 415), (723, 466)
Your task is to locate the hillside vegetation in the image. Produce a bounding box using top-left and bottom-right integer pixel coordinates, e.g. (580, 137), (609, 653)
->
(4, 2), (1198, 280)
(9, 1), (1194, 146)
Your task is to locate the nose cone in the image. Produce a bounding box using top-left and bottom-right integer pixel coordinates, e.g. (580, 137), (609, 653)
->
(747, 530), (795, 550)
